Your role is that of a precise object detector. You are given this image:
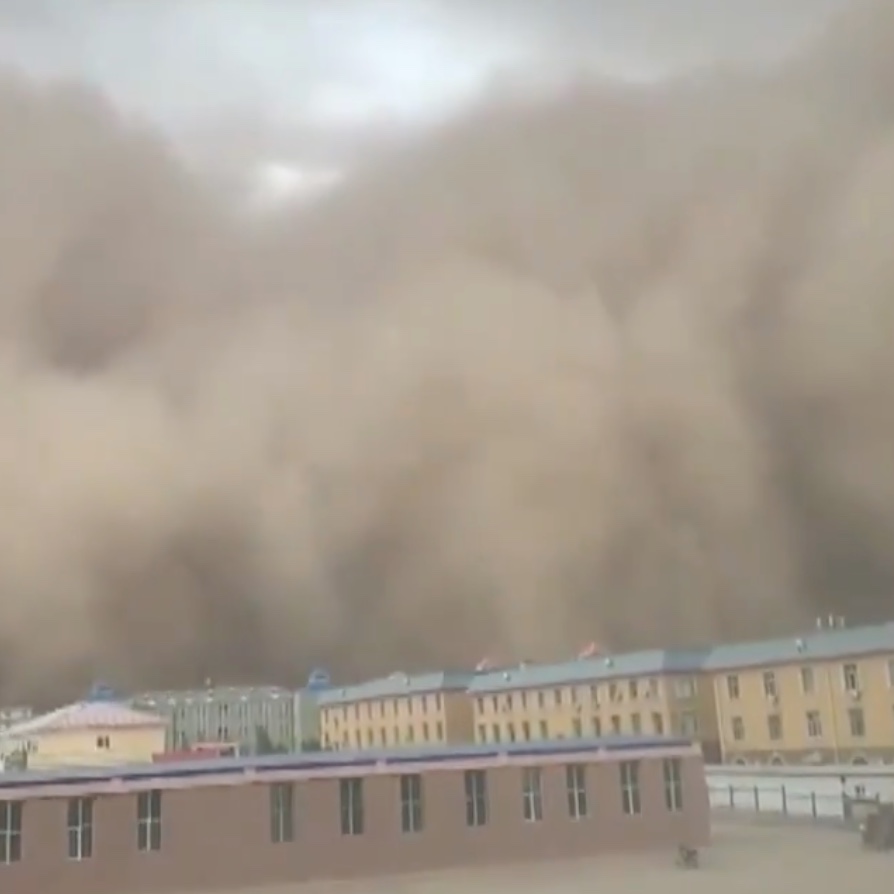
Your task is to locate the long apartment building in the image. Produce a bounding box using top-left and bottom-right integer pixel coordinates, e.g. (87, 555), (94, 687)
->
(468, 650), (721, 761)
(707, 619), (894, 765)
(318, 671), (474, 750)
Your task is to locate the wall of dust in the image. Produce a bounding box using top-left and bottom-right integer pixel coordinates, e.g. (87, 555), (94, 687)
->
(0, 1), (892, 702)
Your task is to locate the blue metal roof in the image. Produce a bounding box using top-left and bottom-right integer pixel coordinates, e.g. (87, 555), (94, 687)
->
(702, 621), (894, 671)
(467, 649), (709, 694)
(0, 735), (691, 791)
(317, 671), (474, 706)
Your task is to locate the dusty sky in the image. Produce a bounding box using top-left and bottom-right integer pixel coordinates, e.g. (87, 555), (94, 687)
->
(0, 0), (890, 703)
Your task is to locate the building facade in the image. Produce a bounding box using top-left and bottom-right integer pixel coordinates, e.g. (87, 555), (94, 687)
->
(469, 651), (721, 761)
(707, 620), (894, 765)
(0, 737), (709, 894)
(318, 671), (475, 750)
(0, 698), (166, 771)
(130, 685), (302, 754)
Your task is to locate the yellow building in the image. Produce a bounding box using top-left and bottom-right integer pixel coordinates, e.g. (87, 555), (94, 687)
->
(318, 671), (474, 750)
(0, 695), (168, 770)
(469, 650), (720, 760)
(706, 620), (894, 765)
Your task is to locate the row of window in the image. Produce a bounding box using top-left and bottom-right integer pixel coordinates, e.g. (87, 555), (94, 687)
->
(0, 760), (686, 863)
(474, 678), (698, 716)
(325, 694), (445, 726)
(726, 661), (894, 701)
(477, 710), (700, 744)
(730, 706), (869, 742)
(324, 720), (446, 750)
(0, 790), (161, 864)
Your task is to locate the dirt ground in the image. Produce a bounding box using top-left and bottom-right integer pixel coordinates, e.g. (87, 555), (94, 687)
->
(185, 818), (892, 894)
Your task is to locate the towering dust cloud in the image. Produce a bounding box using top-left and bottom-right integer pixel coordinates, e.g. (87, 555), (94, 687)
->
(1, 0), (893, 703)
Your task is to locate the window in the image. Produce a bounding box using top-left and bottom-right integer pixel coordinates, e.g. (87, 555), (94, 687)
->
(399, 774), (424, 834)
(806, 710), (823, 738)
(610, 714), (621, 734)
(476, 697), (484, 713)
(95, 735), (111, 750)
(0, 801), (22, 864)
(762, 671), (777, 698)
(674, 677), (696, 699)
(521, 720), (531, 740)
(731, 716), (745, 741)
(436, 721), (444, 740)
(566, 764), (588, 819)
(406, 725), (415, 744)
(652, 712), (664, 735)
(842, 663), (860, 693)
(269, 783), (294, 844)
(592, 716), (602, 736)
(340, 778), (364, 835)
(477, 723), (487, 742)
(888, 658), (894, 688)
(571, 717), (582, 738)
(554, 688), (563, 706)
(137, 790), (162, 852)
(628, 680), (639, 699)
(679, 711), (699, 736)
(537, 691), (545, 708)
(608, 682), (620, 702)
(663, 758), (683, 812)
(539, 720), (549, 739)
(767, 714), (783, 741)
(726, 675), (740, 699)
(492, 724), (501, 742)
(631, 712), (642, 734)
(67, 797), (94, 860)
(422, 722), (429, 742)
(848, 707), (866, 738)
(800, 666), (815, 694)
(522, 767), (543, 822)
(620, 761), (641, 815)
(507, 723), (516, 742)
(464, 769), (488, 827)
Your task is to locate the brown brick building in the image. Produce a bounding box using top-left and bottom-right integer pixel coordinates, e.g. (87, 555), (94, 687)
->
(0, 736), (709, 894)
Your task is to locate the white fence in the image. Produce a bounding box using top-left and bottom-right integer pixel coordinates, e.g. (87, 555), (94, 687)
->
(706, 765), (894, 820)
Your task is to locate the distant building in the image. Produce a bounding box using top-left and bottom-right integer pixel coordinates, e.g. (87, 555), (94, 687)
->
(130, 684), (315, 754)
(705, 618), (894, 765)
(318, 671), (475, 750)
(469, 650), (720, 760)
(0, 684), (166, 770)
(0, 706), (32, 732)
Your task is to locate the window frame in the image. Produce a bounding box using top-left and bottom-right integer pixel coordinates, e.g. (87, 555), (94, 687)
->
(136, 789), (162, 853)
(399, 773), (424, 834)
(464, 769), (488, 827)
(0, 801), (22, 864)
(67, 796), (94, 861)
(662, 758), (683, 813)
(521, 767), (543, 823)
(269, 782), (294, 844)
(565, 764), (588, 820)
(339, 777), (365, 836)
(620, 760), (641, 816)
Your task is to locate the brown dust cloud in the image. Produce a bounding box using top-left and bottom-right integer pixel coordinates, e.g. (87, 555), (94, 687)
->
(1, 0), (893, 703)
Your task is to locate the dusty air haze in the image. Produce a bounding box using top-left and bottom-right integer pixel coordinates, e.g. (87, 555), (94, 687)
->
(0, 0), (892, 702)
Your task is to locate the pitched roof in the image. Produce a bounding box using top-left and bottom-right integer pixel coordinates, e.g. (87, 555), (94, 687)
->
(467, 649), (709, 694)
(702, 621), (894, 671)
(1, 701), (166, 737)
(317, 671), (473, 706)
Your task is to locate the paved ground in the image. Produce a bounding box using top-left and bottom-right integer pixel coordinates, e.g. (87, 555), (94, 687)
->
(189, 819), (892, 894)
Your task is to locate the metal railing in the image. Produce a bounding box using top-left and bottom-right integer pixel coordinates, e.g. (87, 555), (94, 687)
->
(708, 782), (880, 823)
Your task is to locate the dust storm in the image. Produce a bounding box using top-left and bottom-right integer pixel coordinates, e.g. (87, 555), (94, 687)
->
(0, 1), (892, 702)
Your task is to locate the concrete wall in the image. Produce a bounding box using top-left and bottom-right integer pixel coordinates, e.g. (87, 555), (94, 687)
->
(1, 748), (708, 894)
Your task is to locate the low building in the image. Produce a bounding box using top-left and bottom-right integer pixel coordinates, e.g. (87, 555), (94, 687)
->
(469, 650), (721, 760)
(706, 619), (894, 765)
(130, 684), (300, 754)
(0, 735), (709, 894)
(0, 688), (166, 770)
(0, 707), (32, 733)
(318, 671), (474, 750)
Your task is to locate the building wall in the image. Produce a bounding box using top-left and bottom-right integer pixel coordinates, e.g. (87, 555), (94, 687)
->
(293, 690), (321, 749)
(321, 690), (471, 750)
(0, 747), (708, 894)
(471, 673), (719, 758)
(713, 653), (894, 763)
(24, 727), (166, 770)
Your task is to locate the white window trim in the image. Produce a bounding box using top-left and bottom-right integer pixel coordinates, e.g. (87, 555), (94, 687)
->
(522, 768), (543, 822)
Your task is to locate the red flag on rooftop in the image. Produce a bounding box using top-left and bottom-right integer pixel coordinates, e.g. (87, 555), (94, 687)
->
(577, 641), (601, 659)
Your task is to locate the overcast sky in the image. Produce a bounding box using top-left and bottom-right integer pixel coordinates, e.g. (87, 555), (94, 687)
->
(0, 0), (848, 131)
